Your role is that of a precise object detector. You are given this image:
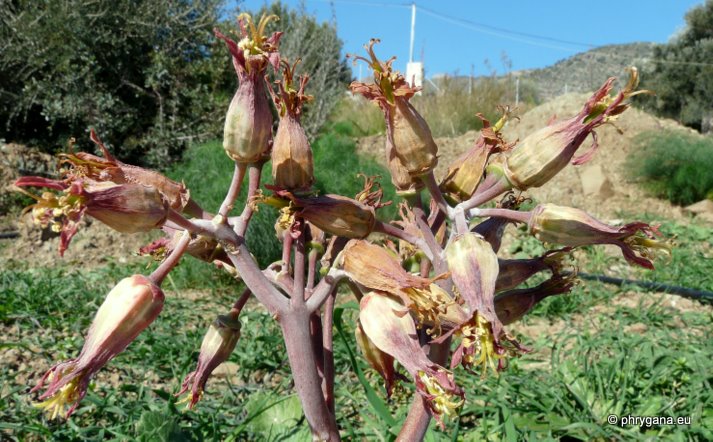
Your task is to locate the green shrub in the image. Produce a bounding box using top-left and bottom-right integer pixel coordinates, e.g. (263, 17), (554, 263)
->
(628, 131), (713, 205)
(1, 1), (350, 167)
(168, 131), (396, 268)
(0, 0), (228, 167)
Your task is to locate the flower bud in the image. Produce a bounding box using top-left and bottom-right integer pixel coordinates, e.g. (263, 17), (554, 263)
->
(390, 99), (438, 177)
(445, 233), (499, 321)
(343, 240), (453, 334)
(83, 182), (169, 233)
(215, 14), (282, 163)
(386, 138), (424, 194)
(349, 39), (437, 177)
(61, 130), (192, 213)
(271, 191), (377, 239)
(528, 203), (670, 269)
(222, 74), (273, 163)
(177, 313), (241, 408)
(504, 69), (643, 190)
(31, 275), (164, 419)
(270, 60), (314, 190)
(440, 114), (512, 203)
(359, 292), (463, 424)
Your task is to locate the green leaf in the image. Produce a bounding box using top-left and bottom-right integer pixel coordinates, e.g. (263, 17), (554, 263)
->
(135, 411), (190, 442)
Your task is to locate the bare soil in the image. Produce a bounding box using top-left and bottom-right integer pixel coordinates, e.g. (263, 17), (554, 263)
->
(0, 142), (154, 267)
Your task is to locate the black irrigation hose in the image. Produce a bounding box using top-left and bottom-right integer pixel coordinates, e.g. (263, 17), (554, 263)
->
(577, 271), (713, 303)
(0, 231), (19, 239)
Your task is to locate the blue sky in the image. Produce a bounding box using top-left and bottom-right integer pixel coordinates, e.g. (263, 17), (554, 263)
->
(237, 0), (705, 78)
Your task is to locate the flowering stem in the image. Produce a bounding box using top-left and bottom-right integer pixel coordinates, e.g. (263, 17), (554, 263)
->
(280, 310), (340, 441)
(292, 224), (306, 307)
(322, 290), (337, 413)
(184, 198), (212, 219)
(457, 175), (510, 212)
(473, 208), (531, 224)
(167, 210), (213, 236)
(281, 231), (294, 273)
(421, 171), (452, 217)
(232, 162), (263, 236)
(306, 249), (318, 298)
(223, 241), (288, 316)
(149, 231), (191, 286)
(374, 220), (434, 262)
(217, 162), (247, 221)
(232, 288), (252, 313)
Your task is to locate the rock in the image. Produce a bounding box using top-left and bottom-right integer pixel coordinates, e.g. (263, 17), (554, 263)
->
(578, 164), (614, 199)
(212, 361), (240, 378)
(683, 199), (713, 222)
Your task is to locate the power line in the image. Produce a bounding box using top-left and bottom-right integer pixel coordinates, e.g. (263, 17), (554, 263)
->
(308, 1), (713, 68)
(417, 5), (596, 50)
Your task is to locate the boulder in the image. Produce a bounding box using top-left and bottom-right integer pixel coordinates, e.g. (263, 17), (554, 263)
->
(578, 164), (614, 199)
(683, 199), (713, 222)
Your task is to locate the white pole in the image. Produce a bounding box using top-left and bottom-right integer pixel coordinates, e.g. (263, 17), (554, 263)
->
(515, 77), (520, 106)
(409, 3), (416, 63)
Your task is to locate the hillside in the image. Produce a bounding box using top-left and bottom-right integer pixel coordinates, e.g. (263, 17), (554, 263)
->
(516, 42), (656, 101)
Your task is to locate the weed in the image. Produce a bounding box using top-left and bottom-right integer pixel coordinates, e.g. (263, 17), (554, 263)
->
(628, 131), (713, 206)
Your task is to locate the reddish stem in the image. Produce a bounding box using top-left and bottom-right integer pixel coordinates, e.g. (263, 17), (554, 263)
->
(322, 290), (336, 413)
(280, 309), (340, 440)
(149, 231), (191, 286)
(218, 162), (247, 220)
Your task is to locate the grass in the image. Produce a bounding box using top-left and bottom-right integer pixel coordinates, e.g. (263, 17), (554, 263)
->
(1, 217), (711, 441)
(628, 130), (713, 206)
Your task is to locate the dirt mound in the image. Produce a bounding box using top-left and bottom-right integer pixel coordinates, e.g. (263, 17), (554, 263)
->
(357, 94), (704, 222)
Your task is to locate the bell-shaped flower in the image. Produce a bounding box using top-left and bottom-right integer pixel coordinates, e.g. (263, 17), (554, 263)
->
(495, 274), (576, 325)
(528, 203), (670, 269)
(501, 68), (646, 190)
(269, 59), (314, 190)
(445, 233), (522, 374)
(495, 248), (574, 292)
(16, 177), (168, 256)
(354, 320), (403, 397)
(61, 130), (192, 213)
(440, 113), (514, 203)
(343, 240), (452, 334)
(266, 188), (377, 239)
(359, 292), (464, 425)
(215, 14), (282, 163)
(177, 313), (241, 408)
(350, 39), (437, 177)
(31, 275), (164, 419)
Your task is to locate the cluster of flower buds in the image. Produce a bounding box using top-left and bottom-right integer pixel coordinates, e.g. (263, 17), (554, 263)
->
(20, 12), (670, 440)
(343, 42), (669, 428)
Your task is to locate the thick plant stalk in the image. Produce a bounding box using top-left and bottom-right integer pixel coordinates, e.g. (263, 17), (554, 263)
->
(280, 310), (340, 441)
